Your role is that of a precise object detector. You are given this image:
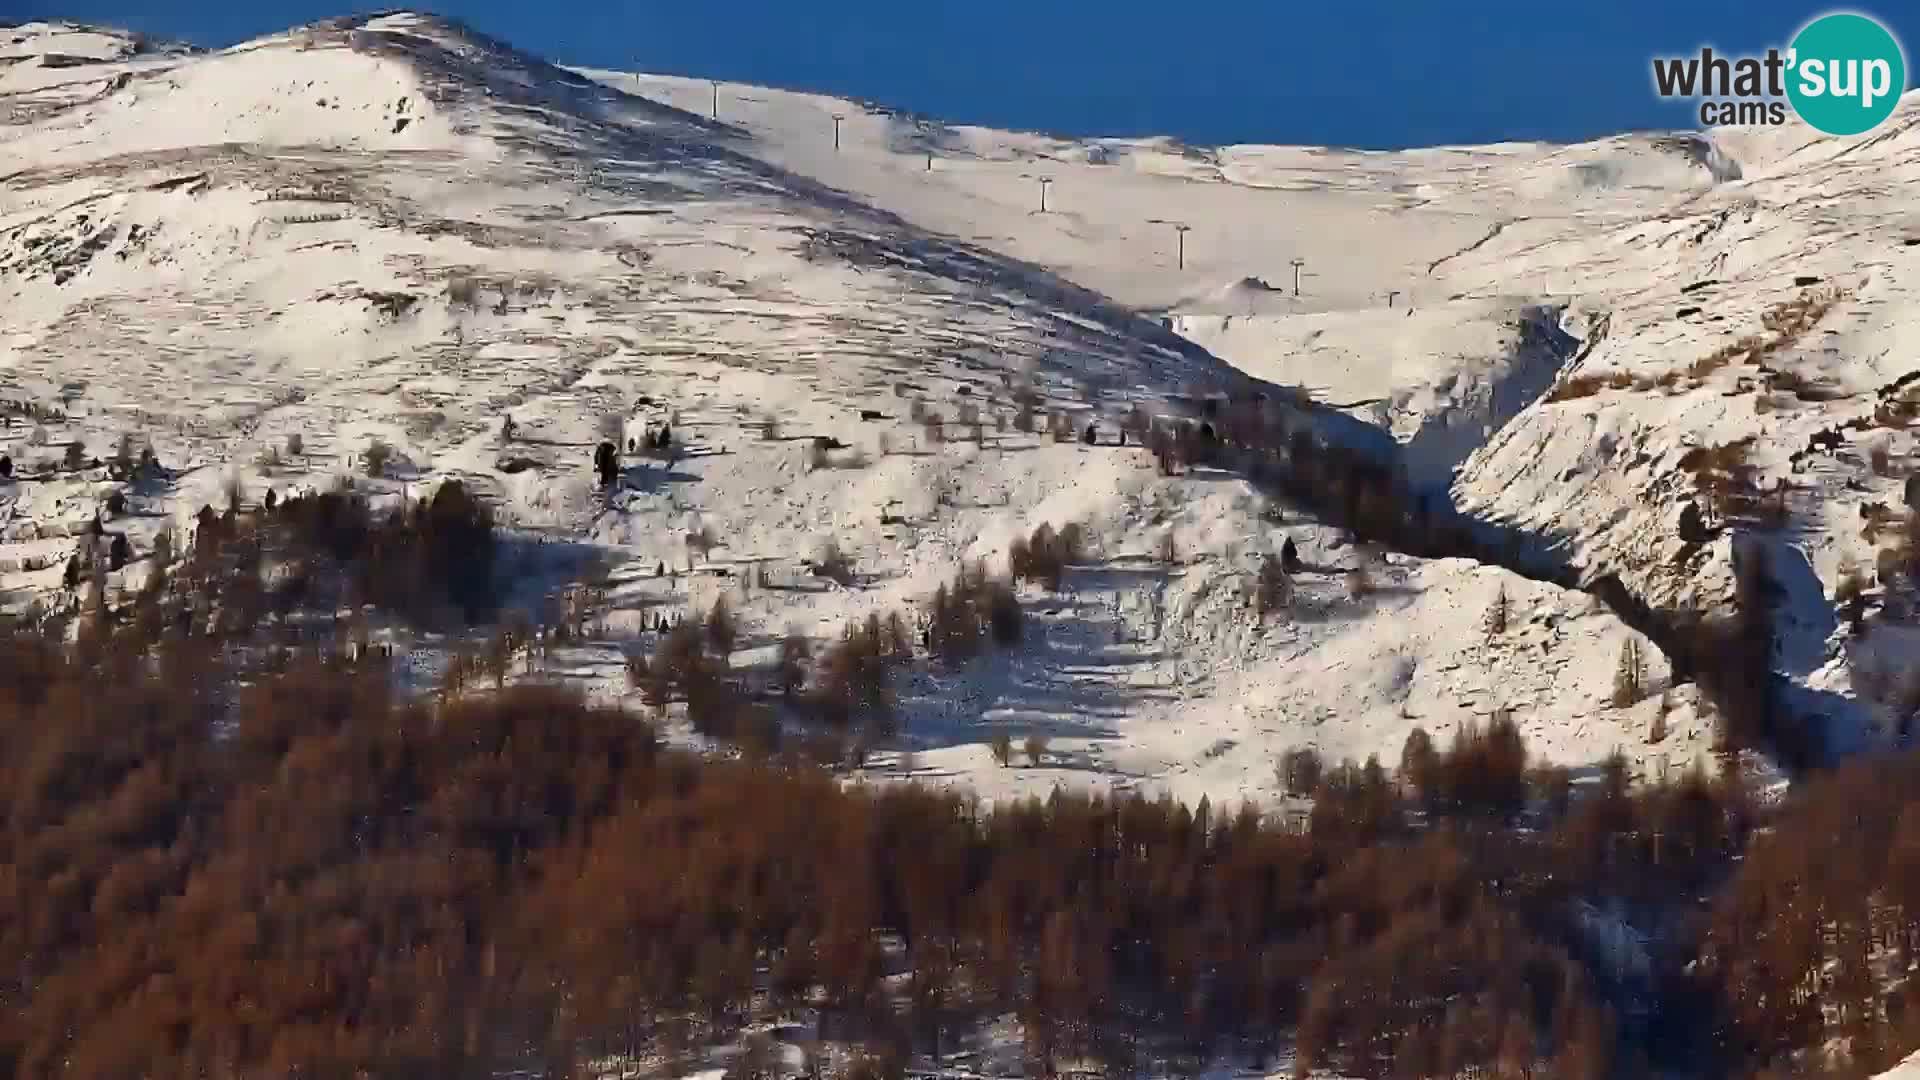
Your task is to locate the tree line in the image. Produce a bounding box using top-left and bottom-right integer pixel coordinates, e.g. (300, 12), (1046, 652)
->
(1, 420), (1898, 1079)
(10, 557), (1920, 1079)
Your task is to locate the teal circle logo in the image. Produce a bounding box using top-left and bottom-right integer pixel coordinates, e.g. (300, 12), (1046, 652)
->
(1787, 13), (1907, 136)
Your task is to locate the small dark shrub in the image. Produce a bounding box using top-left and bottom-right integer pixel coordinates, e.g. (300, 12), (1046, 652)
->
(1279, 746), (1323, 796)
(815, 540), (854, 585)
(928, 561), (1024, 663)
(1008, 521), (1083, 591)
(1255, 553), (1292, 619)
(1024, 734), (1048, 767)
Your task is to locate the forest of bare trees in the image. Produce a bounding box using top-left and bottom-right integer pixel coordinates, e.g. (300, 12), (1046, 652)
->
(1, 618), (1615, 1080)
(1, 403), (1909, 1079)
(9, 524), (1920, 1080)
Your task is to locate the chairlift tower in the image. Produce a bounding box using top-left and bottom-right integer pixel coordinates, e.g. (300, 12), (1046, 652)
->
(1147, 219), (1191, 270)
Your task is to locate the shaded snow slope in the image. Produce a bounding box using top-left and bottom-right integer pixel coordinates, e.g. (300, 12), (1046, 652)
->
(1172, 299), (1581, 487)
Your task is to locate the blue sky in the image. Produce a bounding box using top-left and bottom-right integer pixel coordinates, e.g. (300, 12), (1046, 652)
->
(14, 1), (1918, 149)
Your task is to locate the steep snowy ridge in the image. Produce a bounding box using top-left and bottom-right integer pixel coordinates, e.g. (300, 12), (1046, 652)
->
(2, 14), (1237, 401)
(1449, 98), (1920, 752)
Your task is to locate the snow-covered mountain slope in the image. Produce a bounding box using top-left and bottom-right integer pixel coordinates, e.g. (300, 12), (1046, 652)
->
(595, 62), (1920, 762)
(592, 71), (1733, 315)
(0, 12), (1835, 808)
(1441, 103), (1920, 754)
(589, 74), (1738, 474)
(0, 12), (1261, 541)
(1, 21), (190, 124)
